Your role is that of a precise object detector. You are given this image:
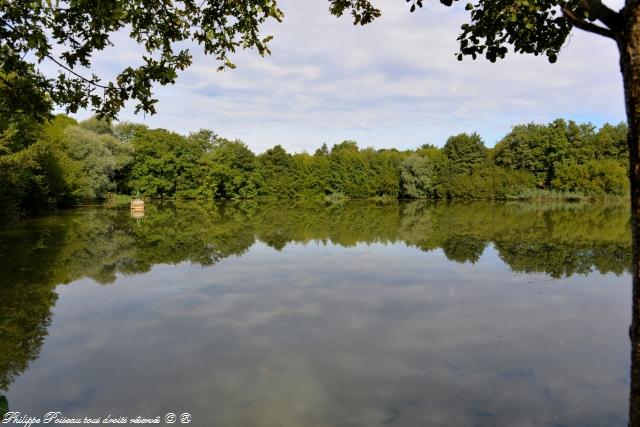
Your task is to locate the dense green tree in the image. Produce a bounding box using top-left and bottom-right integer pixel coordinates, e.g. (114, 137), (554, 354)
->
(172, 131), (214, 197)
(563, 120), (598, 164)
(62, 127), (117, 199)
(314, 143), (330, 157)
(595, 122), (628, 161)
(123, 127), (215, 198)
(0, 113), (49, 214)
(197, 138), (255, 199)
(126, 129), (184, 198)
(366, 148), (403, 197)
(493, 121), (569, 186)
(446, 163), (536, 200)
(443, 133), (487, 175)
(113, 122), (149, 145)
(61, 125), (134, 199)
(327, 141), (367, 198)
(79, 116), (114, 136)
(400, 154), (440, 199)
(291, 152), (329, 198)
(323, 141), (403, 198)
(553, 159), (628, 196)
(249, 145), (298, 199)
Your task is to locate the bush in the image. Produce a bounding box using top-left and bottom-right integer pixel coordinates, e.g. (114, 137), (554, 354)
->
(445, 164), (536, 200)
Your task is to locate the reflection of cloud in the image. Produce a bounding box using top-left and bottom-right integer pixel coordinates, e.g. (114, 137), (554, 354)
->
(58, 0), (624, 152)
(8, 243), (630, 426)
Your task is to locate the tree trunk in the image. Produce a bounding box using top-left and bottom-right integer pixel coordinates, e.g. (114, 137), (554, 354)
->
(620, 3), (640, 425)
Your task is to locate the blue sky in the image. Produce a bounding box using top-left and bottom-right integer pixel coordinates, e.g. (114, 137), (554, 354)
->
(67, 0), (625, 153)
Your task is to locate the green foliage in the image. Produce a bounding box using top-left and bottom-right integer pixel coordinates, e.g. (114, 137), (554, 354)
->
(5, 0), (621, 121)
(400, 152), (444, 199)
(125, 128), (197, 198)
(494, 121), (569, 185)
(0, 116), (48, 214)
(315, 143), (330, 157)
(553, 159), (628, 196)
(0, 200), (630, 289)
(443, 133), (487, 175)
(0, 114), (630, 217)
(0, 114), (76, 213)
(494, 119), (629, 191)
(1, 0), (284, 119)
(249, 145), (298, 199)
(446, 163), (536, 200)
(0, 113), (138, 214)
(0, 279), (56, 391)
(442, 235), (486, 264)
(79, 117), (114, 136)
(196, 138), (255, 199)
(331, 0), (622, 65)
(322, 142), (403, 199)
(595, 122), (628, 161)
(61, 126), (134, 199)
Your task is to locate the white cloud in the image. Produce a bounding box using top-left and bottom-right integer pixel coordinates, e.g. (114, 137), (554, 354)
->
(69, 0), (625, 152)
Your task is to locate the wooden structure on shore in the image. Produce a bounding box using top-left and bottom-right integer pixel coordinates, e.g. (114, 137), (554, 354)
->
(130, 199), (144, 218)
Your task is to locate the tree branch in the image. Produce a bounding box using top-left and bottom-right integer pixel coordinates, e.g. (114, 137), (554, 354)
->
(44, 54), (109, 89)
(579, 0), (623, 31)
(562, 7), (617, 39)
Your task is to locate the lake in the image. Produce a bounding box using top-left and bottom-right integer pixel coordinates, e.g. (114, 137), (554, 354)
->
(0, 200), (633, 426)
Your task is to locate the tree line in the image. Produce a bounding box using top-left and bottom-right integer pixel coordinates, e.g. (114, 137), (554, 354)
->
(0, 114), (629, 215)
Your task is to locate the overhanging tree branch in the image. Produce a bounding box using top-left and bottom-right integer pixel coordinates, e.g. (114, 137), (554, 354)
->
(562, 7), (617, 39)
(579, 0), (623, 31)
(44, 54), (108, 89)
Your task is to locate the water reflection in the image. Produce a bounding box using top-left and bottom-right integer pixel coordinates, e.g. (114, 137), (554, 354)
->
(0, 201), (631, 288)
(0, 200), (633, 425)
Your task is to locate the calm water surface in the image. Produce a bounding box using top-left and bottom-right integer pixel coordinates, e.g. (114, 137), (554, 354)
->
(0, 201), (633, 426)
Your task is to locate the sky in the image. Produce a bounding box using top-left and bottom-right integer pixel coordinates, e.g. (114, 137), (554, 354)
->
(66, 0), (625, 153)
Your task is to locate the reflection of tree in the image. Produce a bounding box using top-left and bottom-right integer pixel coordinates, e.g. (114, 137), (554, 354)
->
(0, 281), (56, 391)
(0, 395), (7, 417)
(0, 199), (633, 404)
(442, 235), (486, 264)
(124, 203), (255, 270)
(494, 242), (631, 278)
(0, 200), (632, 290)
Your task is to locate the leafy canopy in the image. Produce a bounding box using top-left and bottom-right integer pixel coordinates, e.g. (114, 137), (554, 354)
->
(2, 0), (624, 119)
(330, 0), (623, 63)
(1, 0), (283, 119)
